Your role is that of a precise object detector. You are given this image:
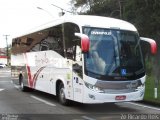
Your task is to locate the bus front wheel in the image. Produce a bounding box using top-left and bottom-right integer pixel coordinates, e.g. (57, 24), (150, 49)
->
(58, 82), (70, 105)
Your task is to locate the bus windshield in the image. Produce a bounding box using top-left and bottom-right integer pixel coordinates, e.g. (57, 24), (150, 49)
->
(83, 27), (145, 80)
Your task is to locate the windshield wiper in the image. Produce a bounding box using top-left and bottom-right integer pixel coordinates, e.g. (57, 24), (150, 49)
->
(135, 68), (145, 75)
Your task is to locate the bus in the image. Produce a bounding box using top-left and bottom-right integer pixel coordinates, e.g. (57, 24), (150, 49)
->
(11, 15), (157, 105)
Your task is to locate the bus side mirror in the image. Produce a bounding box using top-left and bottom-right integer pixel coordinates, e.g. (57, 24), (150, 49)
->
(140, 37), (157, 55)
(75, 33), (90, 53)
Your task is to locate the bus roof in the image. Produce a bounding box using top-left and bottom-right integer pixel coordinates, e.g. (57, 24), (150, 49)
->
(64, 15), (137, 31)
(15, 15), (137, 38)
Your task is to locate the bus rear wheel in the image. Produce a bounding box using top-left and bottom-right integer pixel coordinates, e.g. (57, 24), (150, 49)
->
(58, 83), (70, 105)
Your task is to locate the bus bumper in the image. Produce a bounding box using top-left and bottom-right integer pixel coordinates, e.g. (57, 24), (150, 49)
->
(82, 87), (145, 104)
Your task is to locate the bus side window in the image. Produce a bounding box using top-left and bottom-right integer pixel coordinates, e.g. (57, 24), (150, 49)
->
(47, 25), (64, 57)
(40, 40), (49, 51)
(72, 44), (83, 78)
(63, 23), (82, 78)
(65, 40), (81, 61)
(75, 45), (82, 61)
(64, 23), (80, 60)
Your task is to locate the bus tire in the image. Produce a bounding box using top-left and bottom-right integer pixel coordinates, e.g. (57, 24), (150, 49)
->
(58, 82), (70, 105)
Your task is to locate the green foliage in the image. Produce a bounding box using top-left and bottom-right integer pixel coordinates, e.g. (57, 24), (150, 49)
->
(144, 75), (160, 104)
(123, 0), (160, 39)
(88, 0), (121, 17)
(73, 0), (88, 7)
(145, 60), (152, 76)
(73, 0), (122, 18)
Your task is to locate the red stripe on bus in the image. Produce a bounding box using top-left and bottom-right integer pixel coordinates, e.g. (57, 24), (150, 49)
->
(32, 66), (45, 87)
(24, 53), (34, 88)
(0, 56), (7, 58)
(24, 53), (46, 88)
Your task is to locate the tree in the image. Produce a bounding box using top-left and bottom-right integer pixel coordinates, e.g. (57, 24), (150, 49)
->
(71, 0), (124, 19)
(123, 0), (160, 40)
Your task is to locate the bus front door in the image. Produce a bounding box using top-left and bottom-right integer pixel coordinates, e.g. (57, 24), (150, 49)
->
(73, 72), (83, 103)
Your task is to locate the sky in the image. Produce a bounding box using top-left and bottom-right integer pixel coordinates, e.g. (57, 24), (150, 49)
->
(0, 0), (72, 48)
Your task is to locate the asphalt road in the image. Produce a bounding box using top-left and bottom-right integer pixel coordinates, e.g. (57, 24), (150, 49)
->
(0, 68), (160, 120)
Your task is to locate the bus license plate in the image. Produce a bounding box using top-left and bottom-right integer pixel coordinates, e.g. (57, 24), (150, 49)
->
(115, 95), (126, 100)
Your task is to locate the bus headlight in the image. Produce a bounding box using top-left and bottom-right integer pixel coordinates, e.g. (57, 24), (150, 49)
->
(137, 83), (145, 90)
(85, 82), (104, 93)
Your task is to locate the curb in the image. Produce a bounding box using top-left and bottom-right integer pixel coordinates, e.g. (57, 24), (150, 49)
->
(139, 100), (160, 107)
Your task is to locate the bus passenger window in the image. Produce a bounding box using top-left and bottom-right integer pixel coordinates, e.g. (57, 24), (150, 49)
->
(73, 63), (82, 78)
(41, 46), (48, 51)
(40, 40), (49, 51)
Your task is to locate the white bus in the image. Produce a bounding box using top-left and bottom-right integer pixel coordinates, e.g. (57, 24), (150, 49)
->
(11, 15), (157, 105)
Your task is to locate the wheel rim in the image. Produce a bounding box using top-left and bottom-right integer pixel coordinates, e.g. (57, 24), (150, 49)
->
(60, 88), (66, 103)
(21, 82), (24, 88)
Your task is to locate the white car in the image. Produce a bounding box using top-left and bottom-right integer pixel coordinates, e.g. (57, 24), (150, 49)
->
(0, 63), (6, 68)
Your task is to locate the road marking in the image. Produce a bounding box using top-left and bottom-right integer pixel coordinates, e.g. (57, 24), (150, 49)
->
(0, 81), (11, 82)
(127, 102), (160, 111)
(82, 116), (96, 120)
(0, 70), (11, 72)
(14, 85), (20, 89)
(0, 76), (11, 78)
(0, 71), (10, 73)
(0, 88), (4, 91)
(31, 95), (56, 107)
